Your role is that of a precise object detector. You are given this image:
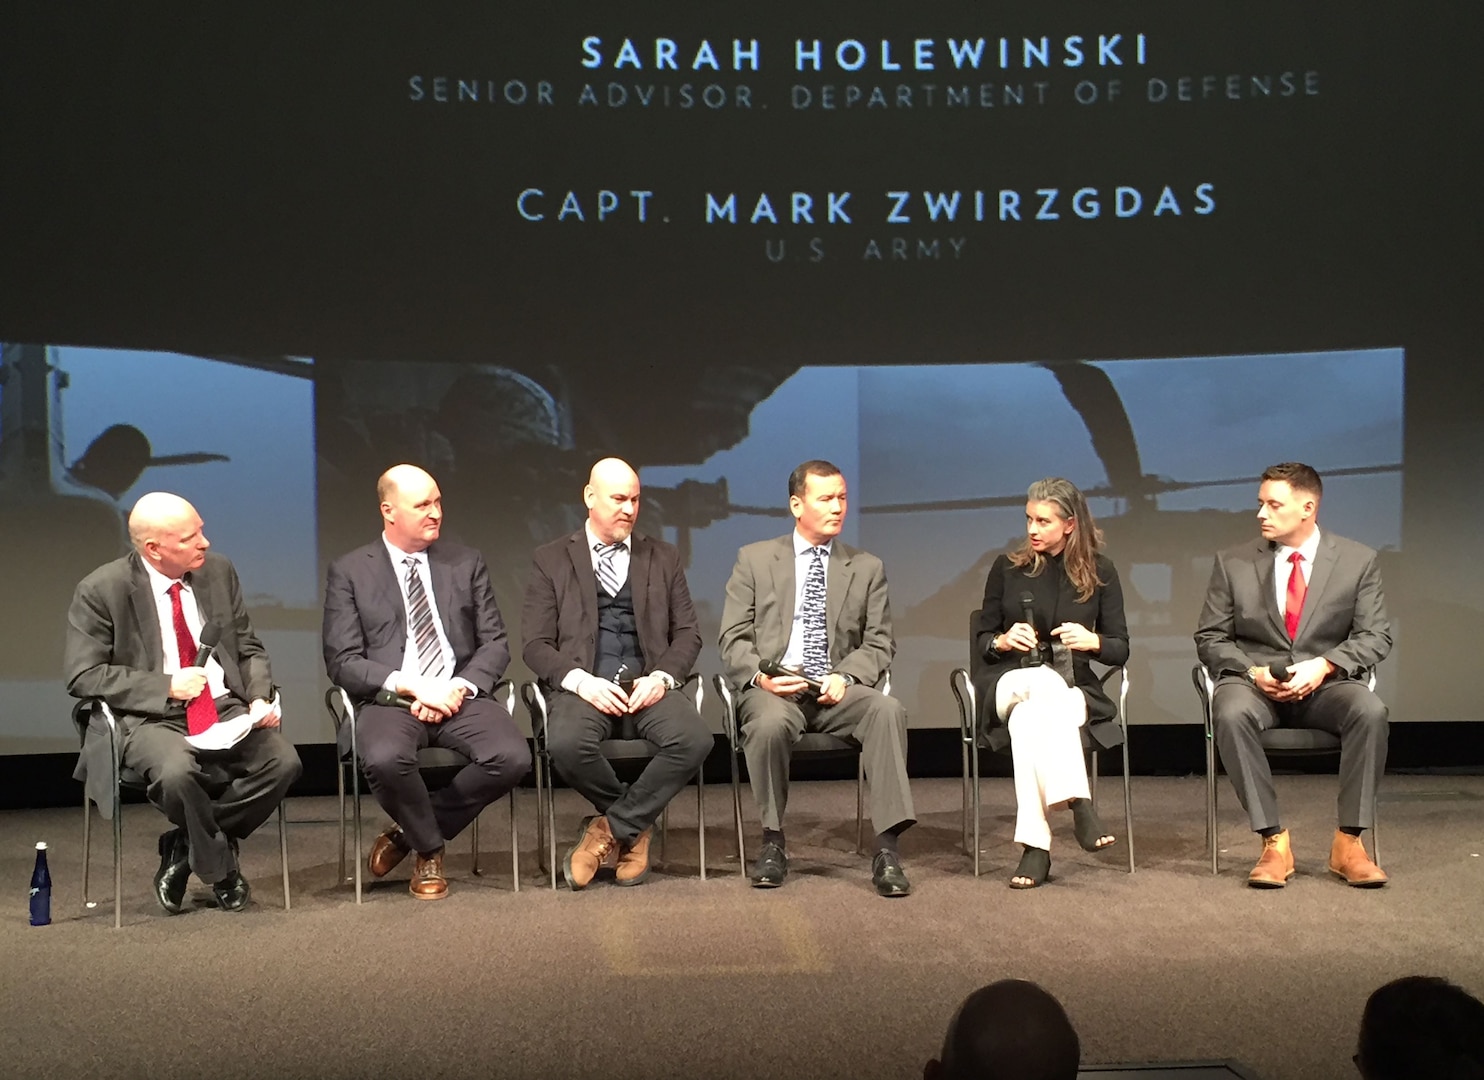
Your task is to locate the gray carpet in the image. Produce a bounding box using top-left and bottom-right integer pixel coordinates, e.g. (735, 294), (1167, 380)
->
(4, 775), (1482, 1080)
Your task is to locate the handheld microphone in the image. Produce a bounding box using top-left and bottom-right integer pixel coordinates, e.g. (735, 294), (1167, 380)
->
(191, 621), (221, 668)
(1270, 662), (1290, 683)
(1019, 593), (1042, 667)
(375, 689), (418, 709)
(759, 658), (824, 694)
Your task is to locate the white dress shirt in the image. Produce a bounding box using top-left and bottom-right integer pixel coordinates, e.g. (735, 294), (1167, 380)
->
(380, 536), (475, 696)
(780, 531), (833, 671)
(1273, 527), (1322, 615)
(142, 560), (228, 700)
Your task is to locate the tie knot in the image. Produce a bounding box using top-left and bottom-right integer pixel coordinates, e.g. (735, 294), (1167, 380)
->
(167, 581), (182, 597)
(595, 542), (622, 556)
(1288, 552), (1304, 565)
(811, 546), (826, 559)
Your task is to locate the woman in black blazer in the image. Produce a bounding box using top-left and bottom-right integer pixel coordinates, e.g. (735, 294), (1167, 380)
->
(972, 478), (1129, 888)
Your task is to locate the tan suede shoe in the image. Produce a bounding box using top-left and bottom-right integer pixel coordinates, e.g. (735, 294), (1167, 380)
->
(564, 816), (617, 891)
(615, 829), (653, 887)
(1328, 830), (1388, 887)
(368, 826), (409, 878)
(409, 849), (448, 900)
(1248, 829), (1296, 888)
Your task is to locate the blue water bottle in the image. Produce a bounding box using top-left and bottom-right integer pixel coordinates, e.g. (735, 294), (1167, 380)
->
(29, 842), (51, 926)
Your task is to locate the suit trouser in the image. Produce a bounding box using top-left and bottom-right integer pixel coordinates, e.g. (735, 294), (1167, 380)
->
(1211, 677), (1387, 833)
(997, 667), (1091, 851)
(122, 716), (302, 884)
(737, 683), (916, 836)
(355, 697), (532, 856)
(546, 689), (712, 846)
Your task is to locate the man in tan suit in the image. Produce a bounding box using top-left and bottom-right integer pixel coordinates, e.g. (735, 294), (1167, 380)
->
(719, 459), (915, 896)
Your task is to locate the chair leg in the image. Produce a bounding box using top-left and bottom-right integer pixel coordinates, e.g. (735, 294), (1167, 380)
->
(659, 805), (669, 869)
(960, 741), (971, 856)
(696, 769), (707, 882)
(336, 759), (347, 885)
(1371, 820), (1380, 866)
(730, 749), (747, 872)
(1207, 725), (1219, 876)
(112, 783), (123, 930)
(1089, 748), (1100, 809)
(1121, 739), (1135, 874)
(533, 753), (547, 873)
(971, 744), (982, 878)
(471, 811), (482, 876)
(545, 757), (558, 891)
(278, 802), (291, 910)
(352, 759), (364, 904)
(855, 755), (865, 856)
(509, 791), (520, 893)
(81, 796), (92, 908)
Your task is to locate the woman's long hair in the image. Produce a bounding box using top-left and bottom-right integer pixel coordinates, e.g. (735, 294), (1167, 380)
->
(1007, 477), (1106, 602)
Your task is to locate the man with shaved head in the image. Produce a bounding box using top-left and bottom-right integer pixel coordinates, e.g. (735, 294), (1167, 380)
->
(523, 457), (711, 888)
(65, 492), (302, 915)
(323, 465), (529, 900)
(924, 980), (1080, 1080)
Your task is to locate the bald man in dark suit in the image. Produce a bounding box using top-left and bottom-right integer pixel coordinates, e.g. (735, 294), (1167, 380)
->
(1196, 462), (1392, 888)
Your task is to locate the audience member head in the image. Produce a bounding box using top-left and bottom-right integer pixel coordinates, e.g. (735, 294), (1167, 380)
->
(788, 459), (847, 547)
(128, 492), (209, 579)
(584, 457), (641, 545)
(1257, 462), (1322, 548)
(1010, 477), (1105, 602)
(379, 464), (442, 553)
(924, 979), (1080, 1080)
(1355, 975), (1484, 1080)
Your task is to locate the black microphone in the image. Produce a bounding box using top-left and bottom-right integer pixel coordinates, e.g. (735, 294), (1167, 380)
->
(375, 689), (418, 709)
(1019, 592), (1042, 667)
(1270, 662), (1290, 683)
(191, 621), (222, 668)
(759, 658), (824, 694)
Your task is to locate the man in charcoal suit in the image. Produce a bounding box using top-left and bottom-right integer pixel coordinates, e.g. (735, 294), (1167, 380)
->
(1195, 461), (1392, 887)
(65, 491), (301, 914)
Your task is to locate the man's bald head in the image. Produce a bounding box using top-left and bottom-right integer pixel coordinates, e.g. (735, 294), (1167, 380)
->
(379, 464), (443, 553)
(584, 457), (640, 545)
(926, 980), (1080, 1080)
(128, 492), (210, 579)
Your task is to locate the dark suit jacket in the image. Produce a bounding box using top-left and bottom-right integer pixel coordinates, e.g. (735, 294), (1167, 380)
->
(64, 550), (273, 815)
(718, 534), (895, 690)
(1194, 530), (1391, 680)
(521, 529), (702, 686)
(972, 552), (1129, 746)
(322, 539), (511, 727)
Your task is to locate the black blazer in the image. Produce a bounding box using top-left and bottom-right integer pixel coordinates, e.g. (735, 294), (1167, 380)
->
(971, 551), (1129, 746)
(521, 529), (702, 688)
(322, 538), (511, 709)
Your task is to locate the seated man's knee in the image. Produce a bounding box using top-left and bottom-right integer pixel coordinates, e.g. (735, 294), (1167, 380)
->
(676, 719), (714, 770)
(739, 701), (795, 748)
(151, 752), (197, 792)
(359, 738), (416, 780)
(1211, 686), (1265, 733)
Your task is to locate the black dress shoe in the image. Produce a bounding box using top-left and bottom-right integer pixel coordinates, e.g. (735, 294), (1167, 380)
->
(749, 841), (788, 888)
(212, 871), (251, 913)
(153, 829), (190, 915)
(871, 850), (912, 897)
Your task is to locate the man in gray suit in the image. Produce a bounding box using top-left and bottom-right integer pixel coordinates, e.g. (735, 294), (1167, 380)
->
(719, 459), (915, 897)
(65, 492), (302, 915)
(523, 457), (711, 890)
(1195, 462), (1392, 888)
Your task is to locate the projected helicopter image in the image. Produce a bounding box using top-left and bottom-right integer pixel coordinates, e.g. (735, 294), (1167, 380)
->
(0, 342), (316, 682)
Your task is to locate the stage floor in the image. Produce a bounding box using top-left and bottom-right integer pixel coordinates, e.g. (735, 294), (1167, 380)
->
(4, 774), (1482, 1079)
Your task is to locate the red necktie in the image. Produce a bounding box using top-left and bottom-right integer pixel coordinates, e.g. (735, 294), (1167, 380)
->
(168, 582), (220, 736)
(1284, 552), (1307, 639)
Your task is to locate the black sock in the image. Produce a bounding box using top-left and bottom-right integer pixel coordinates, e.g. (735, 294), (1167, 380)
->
(1340, 826), (1363, 837)
(875, 831), (900, 855)
(1258, 825), (1283, 838)
(762, 829), (785, 850)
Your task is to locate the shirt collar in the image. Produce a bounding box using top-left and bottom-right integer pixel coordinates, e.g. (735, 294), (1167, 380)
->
(141, 557), (187, 598)
(584, 521), (630, 553)
(1278, 527), (1322, 564)
(383, 534), (429, 568)
(793, 531), (833, 558)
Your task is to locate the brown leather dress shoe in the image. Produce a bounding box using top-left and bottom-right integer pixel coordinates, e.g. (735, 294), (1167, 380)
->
(615, 828), (653, 887)
(1328, 830), (1388, 887)
(410, 849), (448, 900)
(1248, 828), (1296, 888)
(369, 826), (410, 878)
(564, 816), (617, 890)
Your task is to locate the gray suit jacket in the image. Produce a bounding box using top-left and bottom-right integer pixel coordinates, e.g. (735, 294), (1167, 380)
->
(322, 539), (511, 727)
(1194, 531), (1392, 680)
(521, 529), (702, 687)
(64, 551), (273, 816)
(718, 534), (895, 690)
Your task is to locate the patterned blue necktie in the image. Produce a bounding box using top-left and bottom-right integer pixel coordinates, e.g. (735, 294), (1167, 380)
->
(800, 547), (829, 679)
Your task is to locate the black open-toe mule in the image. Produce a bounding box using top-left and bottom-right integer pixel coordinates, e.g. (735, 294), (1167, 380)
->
(1009, 846), (1051, 889)
(1070, 798), (1116, 852)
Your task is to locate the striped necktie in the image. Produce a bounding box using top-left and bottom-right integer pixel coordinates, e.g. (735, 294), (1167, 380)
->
(404, 557), (445, 677)
(595, 542), (623, 597)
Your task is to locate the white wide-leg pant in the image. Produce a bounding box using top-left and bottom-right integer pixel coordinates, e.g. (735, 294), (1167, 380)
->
(996, 666), (1090, 851)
